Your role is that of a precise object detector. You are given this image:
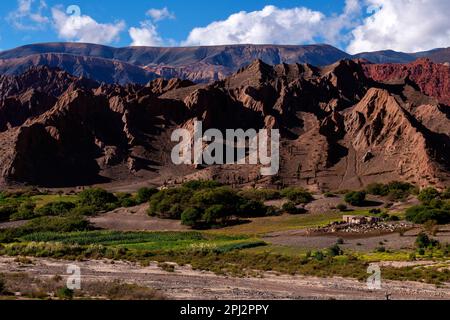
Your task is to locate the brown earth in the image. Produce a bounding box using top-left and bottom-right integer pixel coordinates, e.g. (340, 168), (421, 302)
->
(0, 257), (448, 300)
(89, 204), (188, 232)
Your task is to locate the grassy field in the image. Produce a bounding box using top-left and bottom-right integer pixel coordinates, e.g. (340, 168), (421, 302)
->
(206, 212), (343, 236)
(19, 230), (266, 253)
(30, 195), (79, 208)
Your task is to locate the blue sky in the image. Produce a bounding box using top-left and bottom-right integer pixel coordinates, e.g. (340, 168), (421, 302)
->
(0, 0), (449, 53)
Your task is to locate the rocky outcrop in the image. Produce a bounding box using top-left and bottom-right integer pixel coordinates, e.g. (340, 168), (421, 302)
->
(0, 60), (448, 189)
(364, 58), (450, 105)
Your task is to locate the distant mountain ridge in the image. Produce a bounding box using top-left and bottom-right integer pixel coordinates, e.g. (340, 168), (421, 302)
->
(0, 43), (449, 83)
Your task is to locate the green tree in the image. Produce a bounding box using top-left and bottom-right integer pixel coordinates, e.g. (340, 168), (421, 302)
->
(418, 187), (440, 204)
(344, 191), (366, 206)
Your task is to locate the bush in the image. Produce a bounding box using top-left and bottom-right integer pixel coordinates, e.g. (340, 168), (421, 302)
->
(336, 204), (347, 212)
(135, 187), (158, 204)
(0, 274), (5, 294)
(281, 201), (305, 215)
(441, 188), (450, 200)
(116, 193), (137, 208)
(181, 208), (202, 227)
(328, 244), (343, 257)
(344, 191), (366, 206)
(149, 184), (270, 228)
(366, 181), (416, 201)
(78, 188), (117, 211)
(239, 200), (269, 217)
(281, 188), (313, 204)
(148, 187), (193, 219)
(405, 204), (450, 224)
(35, 201), (76, 217)
(415, 232), (439, 249)
(418, 187), (440, 204)
(203, 205), (227, 225)
(10, 201), (36, 221)
(0, 203), (19, 222)
(183, 180), (223, 190)
(22, 214), (91, 233)
(57, 287), (74, 300)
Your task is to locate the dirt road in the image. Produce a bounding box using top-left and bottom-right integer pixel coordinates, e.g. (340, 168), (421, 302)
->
(0, 257), (448, 300)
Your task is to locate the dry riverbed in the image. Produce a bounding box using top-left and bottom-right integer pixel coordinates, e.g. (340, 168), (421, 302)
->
(0, 257), (449, 300)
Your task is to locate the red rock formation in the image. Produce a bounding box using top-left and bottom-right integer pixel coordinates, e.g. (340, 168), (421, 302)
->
(0, 60), (448, 189)
(364, 58), (450, 105)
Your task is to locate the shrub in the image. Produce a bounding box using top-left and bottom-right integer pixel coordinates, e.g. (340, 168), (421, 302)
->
(116, 193), (137, 208)
(328, 244), (343, 257)
(0, 274), (5, 294)
(344, 191), (366, 206)
(183, 180), (223, 190)
(441, 188), (450, 200)
(280, 188), (313, 204)
(336, 204), (347, 212)
(366, 181), (416, 201)
(10, 201), (36, 221)
(0, 203), (19, 222)
(57, 287), (74, 300)
(78, 188), (117, 211)
(281, 201), (305, 215)
(405, 205), (450, 224)
(375, 246), (386, 253)
(239, 200), (269, 217)
(415, 232), (439, 249)
(336, 238), (344, 245)
(324, 192), (335, 198)
(203, 205), (227, 225)
(22, 214), (91, 233)
(35, 201), (76, 217)
(181, 208), (202, 227)
(418, 187), (440, 204)
(135, 187), (158, 204)
(148, 187), (193, 219)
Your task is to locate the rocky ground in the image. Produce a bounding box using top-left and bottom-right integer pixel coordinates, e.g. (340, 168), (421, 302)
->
(0, 257), (449, 300)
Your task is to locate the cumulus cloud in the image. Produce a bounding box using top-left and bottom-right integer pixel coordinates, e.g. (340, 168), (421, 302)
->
(129, 7), (175, 46)
(129, 22), (163, 46)
(51, 7), (125, 44)
(146, 7), (175, 22)
(183, 1), (362, 47)
(7, 0), (50, 31)
(347, 0), (450, 53)
(183, 5), (323, 46)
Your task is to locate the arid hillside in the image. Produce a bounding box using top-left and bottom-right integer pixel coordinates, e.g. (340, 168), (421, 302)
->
(0, 59), (449, 190)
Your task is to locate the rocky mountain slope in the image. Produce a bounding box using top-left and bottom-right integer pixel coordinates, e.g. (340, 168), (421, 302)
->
(0, 43), (449, 83)
(0, 58), (448, 190)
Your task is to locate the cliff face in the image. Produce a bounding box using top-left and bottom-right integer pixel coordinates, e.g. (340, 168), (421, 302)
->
(0, 60), (448, 189)
(363, 58), (450, 105)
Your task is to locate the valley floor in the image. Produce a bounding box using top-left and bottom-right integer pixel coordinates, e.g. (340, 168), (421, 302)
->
(0, 257), (449, 300)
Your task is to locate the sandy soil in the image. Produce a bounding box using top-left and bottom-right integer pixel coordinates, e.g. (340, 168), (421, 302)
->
(89, 204), (188, 232)
(264, 225), (450, 252)
(0, 257), (448, 300)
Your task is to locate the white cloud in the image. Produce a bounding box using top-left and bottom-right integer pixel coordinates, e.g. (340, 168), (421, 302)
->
(146, 7), (175, 22)
(51, 7), (125, 44)
(129, 21), (163, 46)
(183, 5), (323, 46)
(128, 7), (175, 46)
(347, 0), (450, 53)
(7, 0), (50, 31)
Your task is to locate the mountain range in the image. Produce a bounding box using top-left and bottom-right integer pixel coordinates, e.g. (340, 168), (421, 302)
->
(0, 55), (448, 190)
(0, 43), (449, 84)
